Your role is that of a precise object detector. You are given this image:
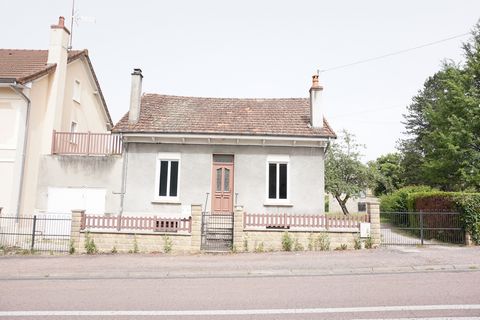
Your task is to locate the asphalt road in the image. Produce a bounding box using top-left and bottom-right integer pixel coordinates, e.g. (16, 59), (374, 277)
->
(1, 248), (480, 319)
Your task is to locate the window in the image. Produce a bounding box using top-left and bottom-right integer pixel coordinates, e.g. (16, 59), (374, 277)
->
(358, 202), (366, 212)
(266, 155), (289, 203)
(73, 80), (81, 103)
(154, 153), (180, 202)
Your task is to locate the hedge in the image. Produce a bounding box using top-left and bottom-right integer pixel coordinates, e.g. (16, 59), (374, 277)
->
(408, 191), (480, 245)
(380, 188), (480, 245)
(379, 186), (435, 212)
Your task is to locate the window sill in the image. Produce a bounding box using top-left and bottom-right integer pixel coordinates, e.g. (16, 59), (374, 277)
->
(151, 199), (181, 205)
(263, 202), (293, 207)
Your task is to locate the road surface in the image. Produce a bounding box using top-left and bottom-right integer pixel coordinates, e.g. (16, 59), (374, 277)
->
(0, 248), (479, 319)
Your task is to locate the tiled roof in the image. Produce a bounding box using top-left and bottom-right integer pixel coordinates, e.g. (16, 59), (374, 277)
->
(0, 49), (84, 83)
(113, 94), (336, 139)
(0, 49), (112, 126)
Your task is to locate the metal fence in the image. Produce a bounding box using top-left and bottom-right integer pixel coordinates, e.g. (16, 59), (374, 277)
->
(381, 211), (464, 246)
(201, 212), (234, 251)
(0, 214), (72, 253)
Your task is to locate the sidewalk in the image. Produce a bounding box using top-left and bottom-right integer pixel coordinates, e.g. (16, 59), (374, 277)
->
(0, 246), (479, 280)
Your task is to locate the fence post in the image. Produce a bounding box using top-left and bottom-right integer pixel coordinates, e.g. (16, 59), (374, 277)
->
(86, 131), (91, 155)
(420, 211), (424, 246)
(233, 205), (244, 252)
(30, 215), (37, 251)
(465, 231), (473, 246)
(71, 209), (85, 253)
(366, 198), (381, 247)
(190, 205), (202, 252)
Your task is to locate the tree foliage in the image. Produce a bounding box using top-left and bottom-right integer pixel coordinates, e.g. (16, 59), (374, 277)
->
(399, 22), (480, 191)
(325, 130), (369, 214)
(368, 153), (405, 196)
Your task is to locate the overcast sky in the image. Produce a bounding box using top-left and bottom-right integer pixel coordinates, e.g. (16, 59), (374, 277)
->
(2, 0), (480, 161)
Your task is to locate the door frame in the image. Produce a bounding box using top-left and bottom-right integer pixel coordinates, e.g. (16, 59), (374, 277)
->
(211, 154), (234, 213)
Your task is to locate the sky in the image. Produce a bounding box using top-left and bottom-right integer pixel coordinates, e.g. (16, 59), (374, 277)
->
(2, 0), (480, 161)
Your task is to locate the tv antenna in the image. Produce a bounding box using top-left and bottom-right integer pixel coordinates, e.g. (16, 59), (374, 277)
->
(68, 0), (96, 50)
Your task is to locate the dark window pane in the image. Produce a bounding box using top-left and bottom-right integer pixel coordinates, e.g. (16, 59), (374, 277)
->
(279, 163), (287, 199)
(358, 202), (366, 212)
(169, 161), (178, 197)
(159, 161), (168, 196)
(268, 163), (277, 199)
(224, 168), (230, 192)
(216, 168), (222, 192)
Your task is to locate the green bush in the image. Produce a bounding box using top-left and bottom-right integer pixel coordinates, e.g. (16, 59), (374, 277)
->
(293, 238), (304, 251)
(380, 185), (435, 212)
(84, 232), (98, 254)
(163, 235), (173, 253)
(407, 191), (480, 245)
(281, 232), (293, 251)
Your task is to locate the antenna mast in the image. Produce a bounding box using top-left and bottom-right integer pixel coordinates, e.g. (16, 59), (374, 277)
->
(69, 0), (75, 50)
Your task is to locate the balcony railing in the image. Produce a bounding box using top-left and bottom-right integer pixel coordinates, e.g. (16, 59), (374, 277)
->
(51, 130), (123, 155)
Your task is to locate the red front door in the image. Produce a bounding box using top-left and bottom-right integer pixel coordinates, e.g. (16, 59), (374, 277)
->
(212, 158), (234, 213)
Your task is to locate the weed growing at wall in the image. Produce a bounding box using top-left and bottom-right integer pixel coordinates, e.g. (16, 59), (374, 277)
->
(281, 232), (293, 251)
(243, 234), (249, 252)
(84, 232), (98, 254)
(111, 246), (118, 254)
(163, 235), (173, 253)
(132, 234), (139, 253)
(354, 236), (362, 250)
(293, 238), (304, 251)
(364, 236), (373, 249)
(69, 239), (75, 254)
(254, 242), (265, 253)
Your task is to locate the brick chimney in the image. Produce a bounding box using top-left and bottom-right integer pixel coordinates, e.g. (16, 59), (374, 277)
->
(129, 68), (143, 123)
(309, 74), (324, 128)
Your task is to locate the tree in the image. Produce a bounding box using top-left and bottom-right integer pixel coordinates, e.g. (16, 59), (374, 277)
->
(325, 130), (369, 214)
(399, 22), (480, 191)
(368, 153), (405, 196)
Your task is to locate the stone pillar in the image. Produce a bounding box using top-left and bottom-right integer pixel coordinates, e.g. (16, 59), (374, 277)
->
(233, 205), (245, 252)
(190, 204), (202, 252)
(71, 209), (85, 253)
(367, 199), (381, 247)
(465, 232), (473, 246)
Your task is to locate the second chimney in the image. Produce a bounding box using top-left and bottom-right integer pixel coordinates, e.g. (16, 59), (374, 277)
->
(129, 68), (143, 123)
(309, 74), (324, 128)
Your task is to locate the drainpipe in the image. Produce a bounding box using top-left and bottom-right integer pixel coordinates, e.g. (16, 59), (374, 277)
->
(119, 140), (128, 215)
(7, 82), (31, 218)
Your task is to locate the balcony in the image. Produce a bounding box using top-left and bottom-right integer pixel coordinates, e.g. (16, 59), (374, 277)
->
(51, 130), (123, 155)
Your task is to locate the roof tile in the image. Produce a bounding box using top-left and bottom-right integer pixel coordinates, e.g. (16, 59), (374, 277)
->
(113, 94), (336, 138)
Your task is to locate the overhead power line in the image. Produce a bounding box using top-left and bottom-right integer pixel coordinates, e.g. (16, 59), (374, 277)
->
(319, 32), (470, 73)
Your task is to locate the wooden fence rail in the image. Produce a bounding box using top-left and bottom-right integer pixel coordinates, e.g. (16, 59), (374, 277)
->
(51, 131), (123, 155)
(80, 213), (192, 233)
(244, 212), (370, 230)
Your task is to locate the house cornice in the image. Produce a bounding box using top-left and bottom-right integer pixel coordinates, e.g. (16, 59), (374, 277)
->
(122, 133), (331, 148)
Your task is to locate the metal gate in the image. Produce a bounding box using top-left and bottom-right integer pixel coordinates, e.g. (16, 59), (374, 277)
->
(0, 214), (71, 253)
(381, 211), (464, 246)
(201, 211), (234, 251)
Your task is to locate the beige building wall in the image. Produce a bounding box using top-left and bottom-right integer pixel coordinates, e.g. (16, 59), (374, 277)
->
(3, 57), (111, 217)
(60, 58), (110, 133)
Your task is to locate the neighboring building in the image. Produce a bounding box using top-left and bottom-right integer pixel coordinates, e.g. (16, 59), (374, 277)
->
(0, 17), (112, 217)
(327, 192), (367, 214)
(112, 69), (336, 217)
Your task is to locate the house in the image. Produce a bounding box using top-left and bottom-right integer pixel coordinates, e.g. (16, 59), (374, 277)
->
(0, 17), (113, 218)
(112, 69), (336, 217)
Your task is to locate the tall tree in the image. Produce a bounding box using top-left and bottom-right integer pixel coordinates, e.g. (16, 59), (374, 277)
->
(400, 22), (480, 191)
(368, 153), (405, 196)
(325, 130), (369, 214)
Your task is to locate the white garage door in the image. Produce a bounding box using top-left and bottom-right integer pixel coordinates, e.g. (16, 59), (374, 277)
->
(47, 187), (106, 214)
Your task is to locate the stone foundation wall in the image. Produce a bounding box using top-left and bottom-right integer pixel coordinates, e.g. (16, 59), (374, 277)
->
(78, 231), (192, 254)
(239, 230), (359, 252)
